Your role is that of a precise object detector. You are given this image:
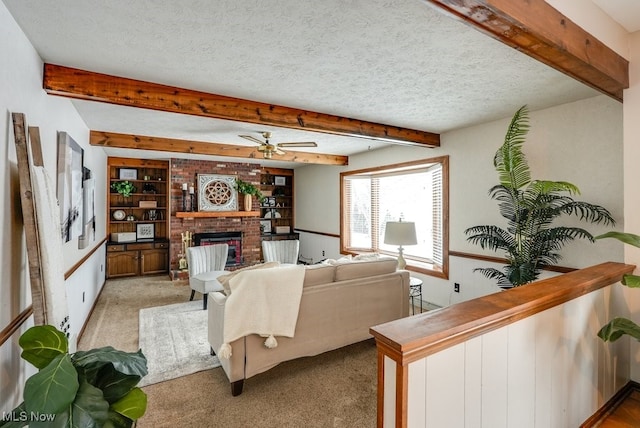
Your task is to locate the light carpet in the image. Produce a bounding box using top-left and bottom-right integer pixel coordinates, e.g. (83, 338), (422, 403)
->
(138, 300), (220, 387)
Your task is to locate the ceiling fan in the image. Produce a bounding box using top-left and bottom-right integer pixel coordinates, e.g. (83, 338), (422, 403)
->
(239, 132), (317, 159)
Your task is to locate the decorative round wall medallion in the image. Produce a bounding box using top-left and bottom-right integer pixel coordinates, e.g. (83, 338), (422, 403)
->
(197, 174), (238, 211)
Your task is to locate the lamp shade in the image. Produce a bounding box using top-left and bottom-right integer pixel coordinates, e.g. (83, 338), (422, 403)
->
(384, 221), (417, 246)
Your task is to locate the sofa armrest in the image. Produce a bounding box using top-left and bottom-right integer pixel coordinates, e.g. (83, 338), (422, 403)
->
(207, 291), (227, 352)
(207, 291), (246, 383)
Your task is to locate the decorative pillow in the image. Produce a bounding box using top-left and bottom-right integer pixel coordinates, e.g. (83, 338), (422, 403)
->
(353, 253), (381, 261)
(302, 263), (335, 287)
(218, 261), (280, 295)
(322, 255), (353, 266)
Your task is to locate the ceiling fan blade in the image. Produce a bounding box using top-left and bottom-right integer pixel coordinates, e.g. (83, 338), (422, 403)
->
(239, 135), (265, 145)
(275, 148), (286, 155)
(277, 142), (318, 148)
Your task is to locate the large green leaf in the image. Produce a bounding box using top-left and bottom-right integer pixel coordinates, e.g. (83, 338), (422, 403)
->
(104, 410), (134, 428)
(89, 364), (143, 404)
(72, 348), (147, 379)
(595, 231), (640, 248)
(29, 380), (110, 428)
(110, 387), (147, 421)
(622, 274), (640, 288)
(19, 325), (68, 369)
(23, 354), (79, 415)
(598, 317), (640, 342)
(68, 380), (110, 428)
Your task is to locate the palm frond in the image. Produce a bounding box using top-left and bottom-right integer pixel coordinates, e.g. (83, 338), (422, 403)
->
(558, 201), (616, 225)
(465, 225), (515, 253)
(473, 267), (513, 289)
(494, 105), (531, 190)
(528, 180), (581, 196)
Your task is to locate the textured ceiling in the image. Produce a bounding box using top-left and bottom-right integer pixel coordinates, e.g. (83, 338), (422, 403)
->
(3, 0), (601, 167)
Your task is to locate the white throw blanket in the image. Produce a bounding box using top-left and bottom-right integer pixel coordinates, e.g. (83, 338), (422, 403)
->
(218, 264), (305, 358)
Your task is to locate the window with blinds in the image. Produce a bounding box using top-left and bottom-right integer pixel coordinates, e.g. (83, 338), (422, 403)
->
(341, 156), (448, 277)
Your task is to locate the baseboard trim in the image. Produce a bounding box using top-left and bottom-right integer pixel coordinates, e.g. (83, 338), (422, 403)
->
(76, 277), (107, 342)
(581, 380), (640, 427)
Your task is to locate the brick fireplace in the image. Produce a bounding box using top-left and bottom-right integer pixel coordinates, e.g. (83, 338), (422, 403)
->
(169, 158), (263, 279)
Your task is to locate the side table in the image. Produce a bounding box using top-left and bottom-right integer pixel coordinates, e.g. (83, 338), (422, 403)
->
(409, 277), (423, 315)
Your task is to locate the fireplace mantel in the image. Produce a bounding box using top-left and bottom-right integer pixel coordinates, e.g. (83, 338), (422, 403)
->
(175, 211), (261, 219)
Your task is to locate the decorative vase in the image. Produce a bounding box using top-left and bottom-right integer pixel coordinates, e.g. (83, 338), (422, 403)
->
(242, 194), (252, 211)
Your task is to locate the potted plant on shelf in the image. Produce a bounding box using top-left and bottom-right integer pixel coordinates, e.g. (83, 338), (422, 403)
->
(111, 180), (137, 198)
(1, 325), (147, 427)
(235, 178), (263, 211)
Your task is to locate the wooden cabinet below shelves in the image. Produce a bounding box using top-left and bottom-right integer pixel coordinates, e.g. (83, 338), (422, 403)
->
(107, 157), (170, 278)
(106, 241), (169, 278)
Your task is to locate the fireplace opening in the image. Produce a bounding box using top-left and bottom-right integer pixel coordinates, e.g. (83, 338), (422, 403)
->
(193, 231), (242, 267)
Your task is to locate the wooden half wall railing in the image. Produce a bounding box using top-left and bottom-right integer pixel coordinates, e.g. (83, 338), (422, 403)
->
(369, 261), (635, 428)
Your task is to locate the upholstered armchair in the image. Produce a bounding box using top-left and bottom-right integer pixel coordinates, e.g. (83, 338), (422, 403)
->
(187, 244), (228, 309)
(261, 239), (300, 264)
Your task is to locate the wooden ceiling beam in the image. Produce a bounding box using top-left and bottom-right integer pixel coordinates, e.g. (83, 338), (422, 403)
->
(423, 0), (628, 101)
(45, 64), (440, 148)
(90, 131), (349, 166)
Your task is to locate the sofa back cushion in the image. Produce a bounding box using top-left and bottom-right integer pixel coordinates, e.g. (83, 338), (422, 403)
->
(303, 264), (335, 287)
(334, 256), (397, 281)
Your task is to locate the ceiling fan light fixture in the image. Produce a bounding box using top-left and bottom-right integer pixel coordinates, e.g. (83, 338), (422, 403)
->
(239, 131), (317, 160)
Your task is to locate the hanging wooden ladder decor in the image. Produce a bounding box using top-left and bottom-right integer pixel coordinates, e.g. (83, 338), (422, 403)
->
(12, 112), (46, 325)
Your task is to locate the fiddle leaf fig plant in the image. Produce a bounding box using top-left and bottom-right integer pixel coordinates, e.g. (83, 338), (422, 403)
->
(111, 180), (137, 197)
(0, 325), (147, 428)
(595, 231), (640, 342)
(465, 105), (615, 289)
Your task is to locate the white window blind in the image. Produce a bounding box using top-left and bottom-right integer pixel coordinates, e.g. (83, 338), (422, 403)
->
(341, 158), (447, 273)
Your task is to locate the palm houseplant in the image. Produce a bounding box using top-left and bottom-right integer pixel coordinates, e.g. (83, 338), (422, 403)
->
(235, 178), (263, 211)
(1, 325), (147, 428)
(465, 105), (615, 289)
(595, 231), (640, 342)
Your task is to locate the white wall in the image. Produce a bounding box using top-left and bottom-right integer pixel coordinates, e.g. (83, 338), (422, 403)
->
(1, 2), (107, 412)
(296, 96), (624, 307)
(623, 32), (640, 381)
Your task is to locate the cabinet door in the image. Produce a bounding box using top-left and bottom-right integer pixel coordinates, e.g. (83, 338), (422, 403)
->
(106, 251), (139, 278)
(140, 249), (168, 275)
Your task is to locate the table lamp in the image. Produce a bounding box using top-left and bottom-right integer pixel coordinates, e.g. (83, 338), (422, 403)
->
(384, 220), (417, 269)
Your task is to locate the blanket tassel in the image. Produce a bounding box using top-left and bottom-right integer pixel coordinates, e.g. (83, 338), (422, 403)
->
(264, 334), (278, 349)
(219, 343), (232, 359)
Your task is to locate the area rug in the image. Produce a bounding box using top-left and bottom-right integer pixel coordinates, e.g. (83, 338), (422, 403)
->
(138, 300), (220, 387)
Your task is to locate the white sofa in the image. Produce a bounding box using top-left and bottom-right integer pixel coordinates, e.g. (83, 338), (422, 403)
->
(207, 256), (410, 395)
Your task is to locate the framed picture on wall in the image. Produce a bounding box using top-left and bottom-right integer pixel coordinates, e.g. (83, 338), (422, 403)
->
(260, 220), (272, 234)
(56, 132), (84, 243)
(119, 168), (138, 180)
(274, 176), (286, 186)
